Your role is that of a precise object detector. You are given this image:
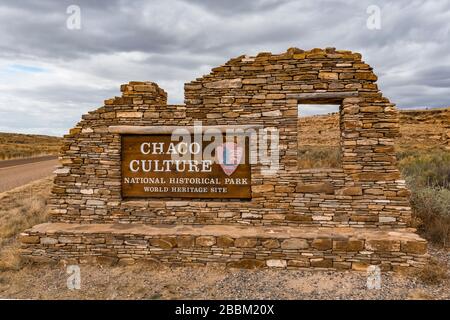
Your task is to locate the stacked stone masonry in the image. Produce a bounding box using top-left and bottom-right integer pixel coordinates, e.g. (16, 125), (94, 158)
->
(21, 47), (429, 270)
(21, 223), (427, 271)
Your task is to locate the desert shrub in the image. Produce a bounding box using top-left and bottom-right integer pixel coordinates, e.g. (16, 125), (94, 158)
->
(298, 145), (341, 169)
(399, 151), (450, 188)
(399, 150), (450, 246)
(408, 185), (450, 246)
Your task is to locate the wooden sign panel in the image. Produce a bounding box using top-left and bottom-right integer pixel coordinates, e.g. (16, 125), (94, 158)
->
(121, 134), (251, 199)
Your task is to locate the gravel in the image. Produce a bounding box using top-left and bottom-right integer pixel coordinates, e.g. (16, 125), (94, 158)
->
(0, 245), (448, 300)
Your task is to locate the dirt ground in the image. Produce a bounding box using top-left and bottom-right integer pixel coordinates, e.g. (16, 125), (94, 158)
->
(0, 245), (448, 300)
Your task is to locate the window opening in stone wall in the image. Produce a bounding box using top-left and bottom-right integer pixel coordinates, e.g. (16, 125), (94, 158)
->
(298, 104), (342, 169)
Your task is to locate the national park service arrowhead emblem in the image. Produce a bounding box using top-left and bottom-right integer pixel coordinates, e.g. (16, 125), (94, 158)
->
(216, 142), (243, 176)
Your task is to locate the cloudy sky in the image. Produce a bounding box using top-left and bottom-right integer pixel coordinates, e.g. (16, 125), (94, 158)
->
(0, 0), (449, 136)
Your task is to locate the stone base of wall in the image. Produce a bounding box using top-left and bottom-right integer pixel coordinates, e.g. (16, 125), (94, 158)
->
(20, 223), (428, 271)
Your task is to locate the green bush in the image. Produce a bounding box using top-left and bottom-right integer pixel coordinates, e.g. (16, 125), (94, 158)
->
(408, 184), (450, 246)
(399, 151), (450, 188)
(399, 150), (450, 246)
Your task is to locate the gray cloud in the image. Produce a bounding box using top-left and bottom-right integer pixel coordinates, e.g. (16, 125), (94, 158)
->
(0, 0), (449, 136)
(185, 0), (292, 16)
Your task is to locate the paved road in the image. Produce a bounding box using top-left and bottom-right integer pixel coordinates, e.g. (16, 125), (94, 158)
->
(0, 157), (59, 193)
(0, 155), (57, 168)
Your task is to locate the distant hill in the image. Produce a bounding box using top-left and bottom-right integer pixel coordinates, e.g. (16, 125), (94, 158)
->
(0, 132), (62, 160)
(1, 106), (448, 162)
(298, 106), (450, 149)
(297, 107), (450, 168)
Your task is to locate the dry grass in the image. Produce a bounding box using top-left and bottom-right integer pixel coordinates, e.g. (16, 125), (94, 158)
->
(0, 132), (61, 160)
(298, 145), (341, 169)
(0, 177), (53, 270)
(0, 244), (22, 271)
(0, 194), (48, 242)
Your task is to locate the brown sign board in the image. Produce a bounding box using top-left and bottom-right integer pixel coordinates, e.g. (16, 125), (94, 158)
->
(121, 134), (251, 199)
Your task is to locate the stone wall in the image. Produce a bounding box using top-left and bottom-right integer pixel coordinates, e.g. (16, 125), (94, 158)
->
(21, 223), (427, 271)
(21, 48), (429, 270)
(49, 47), (411, 228)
